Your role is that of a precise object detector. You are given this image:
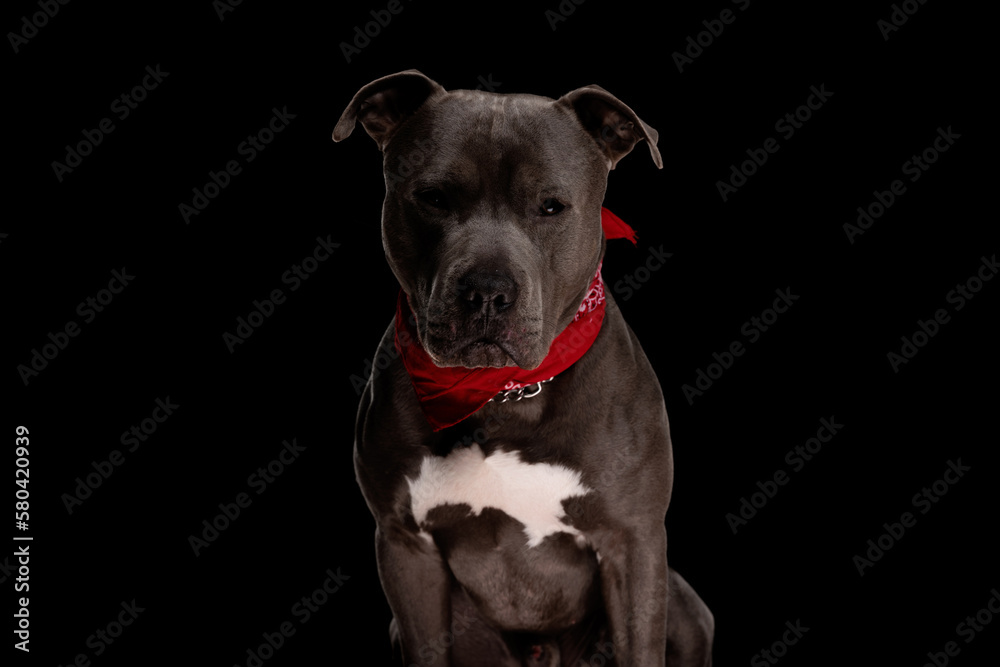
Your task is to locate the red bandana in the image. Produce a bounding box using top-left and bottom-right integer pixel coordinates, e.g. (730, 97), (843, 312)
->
(395, 208), (636, 431)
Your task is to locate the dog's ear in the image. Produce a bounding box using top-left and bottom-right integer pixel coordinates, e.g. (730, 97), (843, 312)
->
(557, 85), (662, 170)
(333, 69), (446, 150)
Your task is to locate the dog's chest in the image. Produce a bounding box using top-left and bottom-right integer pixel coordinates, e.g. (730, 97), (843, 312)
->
(406, 444), (590, 548)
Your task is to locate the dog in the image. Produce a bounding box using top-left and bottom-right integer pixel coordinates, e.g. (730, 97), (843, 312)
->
(335, 70), (714, 666)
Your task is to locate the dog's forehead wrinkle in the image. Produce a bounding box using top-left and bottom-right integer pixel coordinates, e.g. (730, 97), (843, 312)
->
(440, 93), (572, 155)
(430, 91), (603, 177)
(413, 106), (585, 213)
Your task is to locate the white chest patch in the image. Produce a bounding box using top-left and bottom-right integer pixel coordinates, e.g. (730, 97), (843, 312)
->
(407, 444), (591, 548)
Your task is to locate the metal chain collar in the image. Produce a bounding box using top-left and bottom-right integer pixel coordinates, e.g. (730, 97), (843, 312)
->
(489, 377), (555, 403)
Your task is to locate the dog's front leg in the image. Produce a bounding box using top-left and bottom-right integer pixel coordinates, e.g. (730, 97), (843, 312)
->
(376, 526), (452, 666)
(595, 522), (670, 667)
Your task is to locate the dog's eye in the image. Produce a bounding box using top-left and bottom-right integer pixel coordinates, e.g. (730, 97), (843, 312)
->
(540, 198), (565, 216)
(416, 188), (449, 210)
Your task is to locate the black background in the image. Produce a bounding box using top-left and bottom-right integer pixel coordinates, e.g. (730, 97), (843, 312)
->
(5, 1), (996, 665)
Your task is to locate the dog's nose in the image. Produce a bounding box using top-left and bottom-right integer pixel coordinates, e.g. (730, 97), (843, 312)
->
(457, 270), (518, 315)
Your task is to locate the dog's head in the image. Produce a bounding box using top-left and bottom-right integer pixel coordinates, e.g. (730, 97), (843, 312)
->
(335, 70), (661, 370)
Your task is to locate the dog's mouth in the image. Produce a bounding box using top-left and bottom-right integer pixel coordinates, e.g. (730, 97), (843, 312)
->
(424, 332), (522, 368)
(417, 285), (547, 369)
(463, 338), (519, 368)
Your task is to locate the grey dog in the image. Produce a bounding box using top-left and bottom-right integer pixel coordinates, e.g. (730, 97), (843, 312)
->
(335, 70), (714, 667)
